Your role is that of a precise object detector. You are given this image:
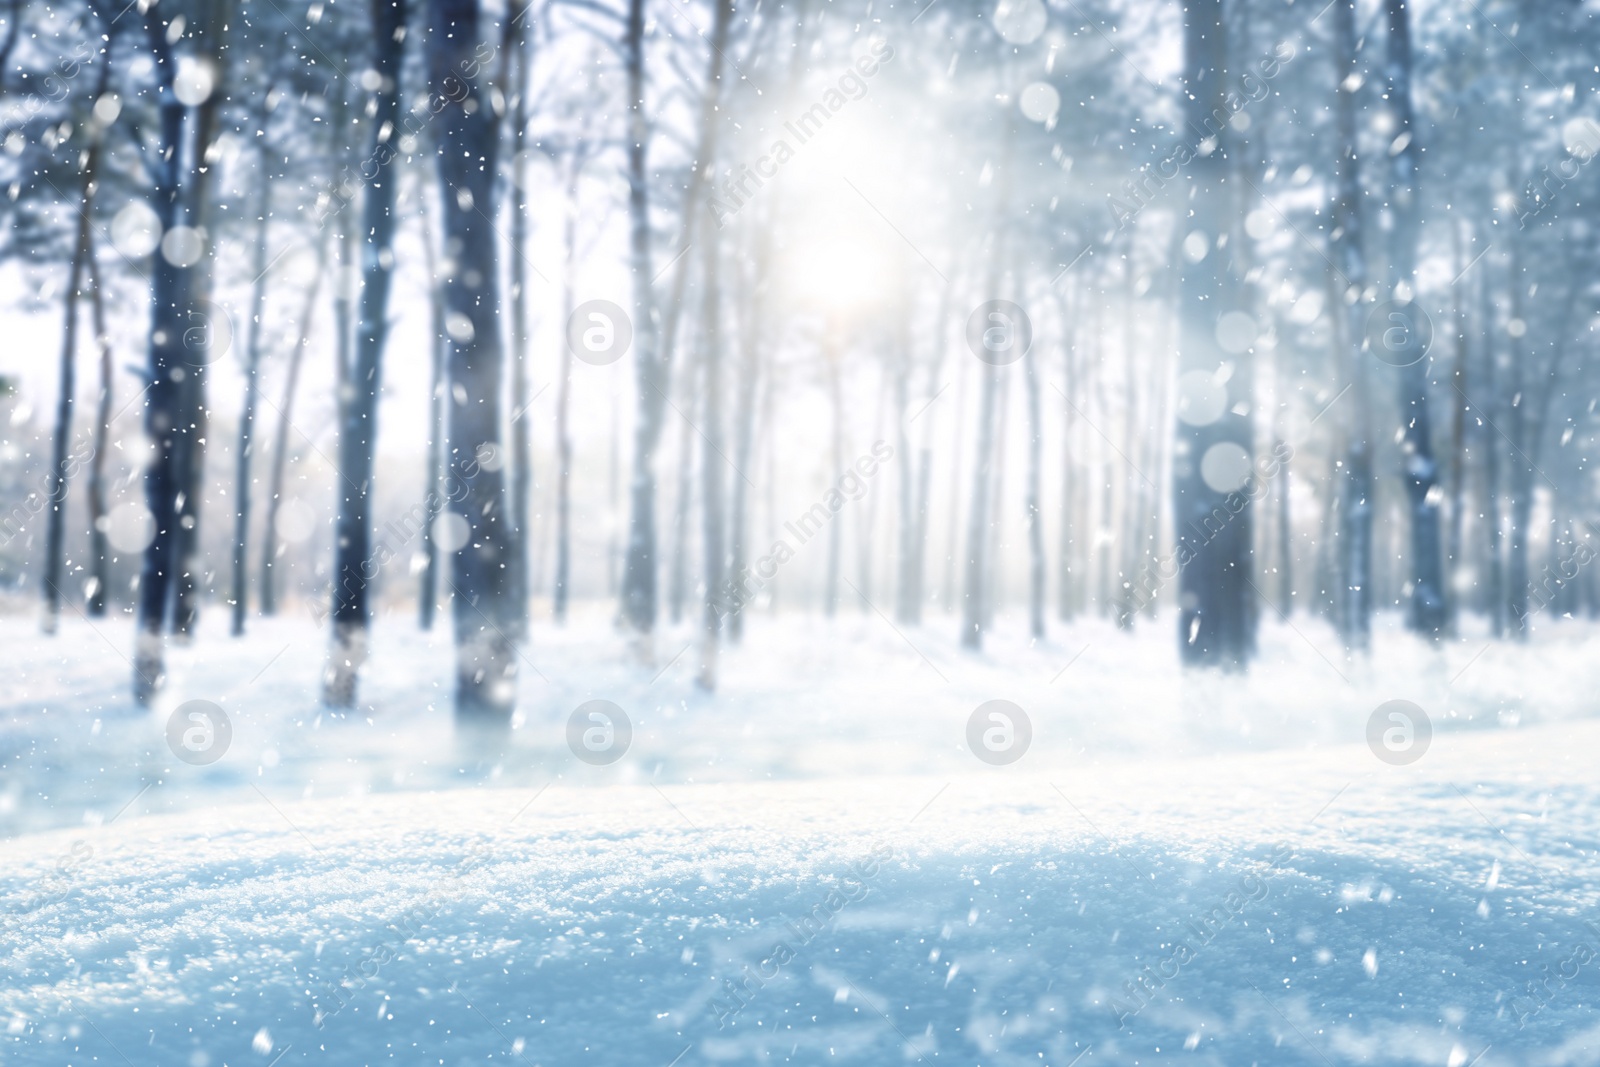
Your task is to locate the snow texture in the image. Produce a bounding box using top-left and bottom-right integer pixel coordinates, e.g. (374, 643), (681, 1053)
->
(1, 610), (1598, 1065)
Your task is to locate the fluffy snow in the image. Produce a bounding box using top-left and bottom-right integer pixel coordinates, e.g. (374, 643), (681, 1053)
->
(2, 608), (1599, 1065)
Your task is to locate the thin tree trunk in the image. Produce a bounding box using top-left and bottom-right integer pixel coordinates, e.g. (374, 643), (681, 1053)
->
(668, 339), (698, 625)
(727, 223), (766, 643)
(825, 339), (843, 617)
(941, 334), (968, 613)
(505, 0), (533, 639)
(893, 301), (917, 624)
(1114, 257), (1139, 629)
(907, 275), (954, 626)
(1481, 256), (1504, 637)
(85, 231), (112, 618)
(42, 156), (92, 635)
(1445, 219), (1470, 633)
(554, 159), (579, 625)
(961, 118), (1014, 650)
(1022, 300), (1046, 640)
(1055, 288), (1077, 621)
(696, 228), (725, 690)
(984, 353), (1010, 630)
(260, 243), (328, 618)
(231, 135), (273, 637)
(418, 187), (446, 630)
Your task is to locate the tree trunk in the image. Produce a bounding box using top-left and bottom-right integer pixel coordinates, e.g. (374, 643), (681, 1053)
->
(618, 0), (730, 644)
(260, 242), (328, 618)
(42, 162), (90, 635)
(1114, 257), (1139, 629)
(941, 336), (968, 613)
(726, 225), (766, 643)
(1445, 219), (1470, 633)
(1480, 257), (1504, 637)
(324, 0), (407, 709)
(1022, 309), (1046, 640)
(85, 233), (112, 618)
(1331, 0), (1373, 652)
(430, 0), (517, 729)
(1055, 288), (1077, 622)
(505, 0), (533, 639)
(667, 341), (698, 626)
(554, 159), (579, 625)
(1383, 0), (1445, 637)
(696, 231), (725, 691)
(1173, 0), (1254, 669)
(132, 11), (197, 703)
(169, 1), (230, 644)
(419, 189), (446, 630)
(825, 340), (843, 617)
(231, 136), (273, 637)
(893, 305), (917, 625)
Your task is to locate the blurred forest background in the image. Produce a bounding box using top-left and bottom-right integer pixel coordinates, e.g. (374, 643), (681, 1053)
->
(0, 0), (1595, 723)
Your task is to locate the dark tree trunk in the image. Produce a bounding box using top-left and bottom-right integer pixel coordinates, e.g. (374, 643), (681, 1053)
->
(169, 4), (229, 643)
(42, 155), (94, 634)
(430, 0), (517, 729)
(1480, 259), (1504, 637)
(1173, 0), (1254, 669)
(132, 12), (196, 703)
(617, 0), (665, 641)
(419, 192), (445, 630)
(618, 0), (729, 646)
(324, 0), (407, 708)
(85, 233), (112, 618)
(1384, 0), (1445, 637)
(505, 0), (533, 639)
(1331, 0), (1372, 651)
(231, 136), (273, 637)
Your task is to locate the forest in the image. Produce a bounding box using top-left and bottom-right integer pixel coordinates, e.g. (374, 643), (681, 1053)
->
(1, 0), (1597, 1064)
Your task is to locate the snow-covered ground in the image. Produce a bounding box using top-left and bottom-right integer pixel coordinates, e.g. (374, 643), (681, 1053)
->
(3, 606), (1599, 1065)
